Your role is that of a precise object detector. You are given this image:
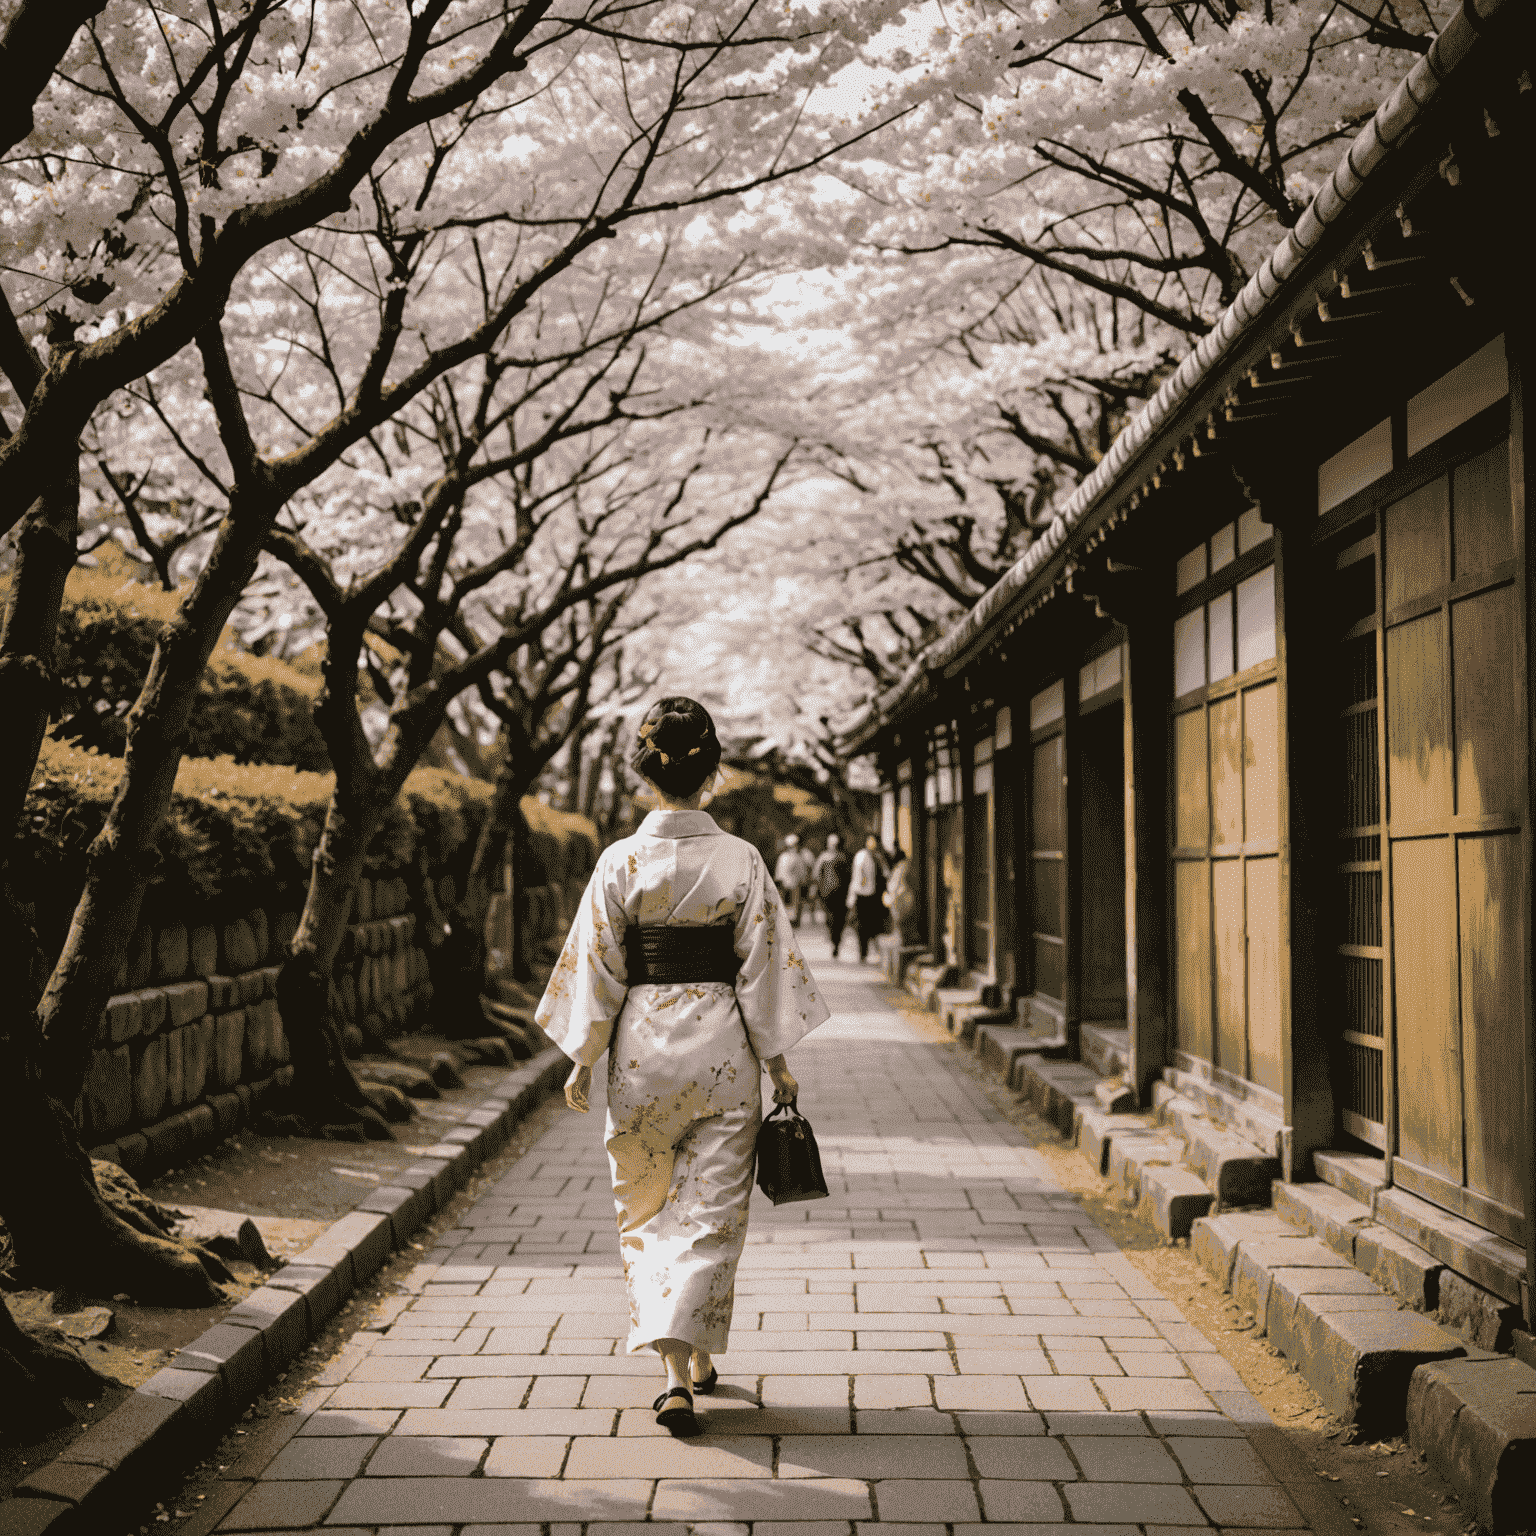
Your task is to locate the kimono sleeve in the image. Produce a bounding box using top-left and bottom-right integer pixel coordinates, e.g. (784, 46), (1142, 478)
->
(733, 847), (830, 1061)
(534, 852), (629, 1067)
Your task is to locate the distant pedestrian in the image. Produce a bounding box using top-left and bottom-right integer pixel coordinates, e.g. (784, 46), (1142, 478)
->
(774, 833), (812, 927)
(883, 848), (916, 944)
(811, 833), (851, 957)
(847, 834), (888, 963)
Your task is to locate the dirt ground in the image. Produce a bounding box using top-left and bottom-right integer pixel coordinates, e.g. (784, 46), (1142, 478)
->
(0, 1049), (522, 1505)
(895, 997), (1482, 1536)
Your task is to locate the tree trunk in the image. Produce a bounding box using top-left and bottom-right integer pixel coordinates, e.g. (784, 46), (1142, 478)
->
(0, 1293), (114, 1445)
(272, 789), (395, 1140)
(0, 893), (222, 1309)
(0, 472), (78, 834)
(36, 487), (272, 1107)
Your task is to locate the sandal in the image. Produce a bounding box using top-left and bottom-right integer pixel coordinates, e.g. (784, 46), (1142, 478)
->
(691, 1365), (719, 1395)
(653, 1385), (701, 1437)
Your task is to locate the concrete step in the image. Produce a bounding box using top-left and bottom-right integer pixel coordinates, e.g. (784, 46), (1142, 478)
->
(1072, 1107), (1154, 1176)
(1079, 1023), (1129, 1077)
(1006, 1034), (1071, 1087)
(974, 1022), (1044, 1078)
(1273, 1179), (1446, 1314)
(1161, 1064), (1284, 1159)
(1182, 1123), (1280, 1207)
(906, 962), (956, 1010)
(1189, 1208), (1467, 1433)
(1372, 1186), (1527, 1320)
(1107, 1134), (1185, 1202)
(1314, 1147), (1387, 1207)
(1136, 1164), (1214, 1239)
(1408, 1355), (1536, 1533)
(876, 938), (927, 985)
(1092, 1077), (1135, 1114)
(952, 1004), (1012, 1045)
(935, 986), (981, 1028)
(1013, 1057), (1101, 1136)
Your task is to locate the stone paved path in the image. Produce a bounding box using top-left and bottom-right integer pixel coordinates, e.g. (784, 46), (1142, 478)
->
(213, 929), (1316, 1535)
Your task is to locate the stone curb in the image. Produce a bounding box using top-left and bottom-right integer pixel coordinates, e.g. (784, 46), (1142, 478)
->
(2, 1045), (570, 1536)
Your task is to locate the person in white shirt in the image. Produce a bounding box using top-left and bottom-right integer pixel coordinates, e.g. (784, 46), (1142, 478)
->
(773, 833), (812, 926)
(845, 834), (888, 962)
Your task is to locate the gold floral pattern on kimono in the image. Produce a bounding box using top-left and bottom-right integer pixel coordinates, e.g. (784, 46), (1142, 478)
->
(536, 808), (829, 1355)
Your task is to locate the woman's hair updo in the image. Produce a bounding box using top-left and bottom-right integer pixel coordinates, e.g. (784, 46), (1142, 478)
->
(630, 696), (722, 800)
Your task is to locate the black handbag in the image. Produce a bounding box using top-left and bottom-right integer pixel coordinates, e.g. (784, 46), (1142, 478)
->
(754, 1098), (830, 1205)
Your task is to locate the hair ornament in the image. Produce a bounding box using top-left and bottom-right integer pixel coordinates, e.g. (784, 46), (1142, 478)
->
(658, 750), (671, 765)
(687, 746), (701, 757)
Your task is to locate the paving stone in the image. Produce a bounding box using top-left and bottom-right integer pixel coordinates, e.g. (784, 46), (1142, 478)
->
(967, 1436), (1077, 1479)
(369, 1436), (490, 1476)
(217, 1478), (344, 1529)
(564, 1437), (773, 1478)
(329, 1477), (655, 1525)
(1066, 1433), (1183, 1481)
(1064, 1482), (1206, 1523)
(1192, 1484), (1305, 1526)
(649, 1479), (873, 1521)
(872, 1480), (981, 1521)
(262, 1437), (376, 1480)
(779, 1435), (968, 1479)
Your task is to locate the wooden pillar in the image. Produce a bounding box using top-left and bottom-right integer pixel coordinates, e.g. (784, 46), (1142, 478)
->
(1511, 313), (1536, 1325)
(1120, 596), (1172, 1107)
(1266, 480), (1337, 1183)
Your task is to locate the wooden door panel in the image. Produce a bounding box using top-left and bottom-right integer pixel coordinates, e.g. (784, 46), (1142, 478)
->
(1243, 682), (1279, 846)
(1384, 476), (1448, 611)
(1174, 708), (1208, 848)
(1209, 695), (1244, 845)
(1033, 735), (1065, 850)
(1245, 856), (1282, 1095)
(1392, 837), (1461, 1183)
(1457, 832), (1526, 1215)
(966, 792), (993, 972)
(1386, 612), (1451, 826)
(1452, 585), (1521, 819)
(1451, 440), (1513, 580)
(1212, 859), (1246, 1077)
(1175, 860), (1213, 1062)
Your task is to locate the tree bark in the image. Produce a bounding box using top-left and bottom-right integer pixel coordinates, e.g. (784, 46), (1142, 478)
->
(37, 480), (272, 1107)
(0, 471), (78, 836)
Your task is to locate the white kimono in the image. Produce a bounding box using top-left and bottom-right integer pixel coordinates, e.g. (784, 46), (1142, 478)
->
(536, 808), (829, 1355)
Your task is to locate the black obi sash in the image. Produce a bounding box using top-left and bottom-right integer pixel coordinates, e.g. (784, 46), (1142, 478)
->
(623, 924), (741, 986)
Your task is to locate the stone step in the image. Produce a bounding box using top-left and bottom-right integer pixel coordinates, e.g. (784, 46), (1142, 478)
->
(1273, 1179), (1445, 1314)
(1314, 1147), (1387, 1207)
(1013, 1057), (1101, 1136)
(1079, 1023), (1129, 1077)
(974, 1022), (1044, 1077)
(1188, 1209), (1467, 1433)
(1408, 1355), (1536, 1534)
(1182, 1123), (1280, 1207)
(1160, 1065), (1284, 1160)
(1136, 1164), (1214, 1240)
(1072, 1108), (1155, 1176)
(953, 1005), (1013, 1045)
(1107, 1134), (1185, 1202)
(1092, 1077), (1135, 1114)
(935, 986), (981, 1028)
(1372, 1185), (1527, 1315)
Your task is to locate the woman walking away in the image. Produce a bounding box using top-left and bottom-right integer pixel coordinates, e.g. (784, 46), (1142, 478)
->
(536, 697), (829, 1437)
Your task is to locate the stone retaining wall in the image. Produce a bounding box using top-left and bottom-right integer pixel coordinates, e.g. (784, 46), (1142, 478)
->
(82, 875), (438, 1175)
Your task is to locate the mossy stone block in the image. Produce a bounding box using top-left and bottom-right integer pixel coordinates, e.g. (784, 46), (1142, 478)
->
(247, 907), (270, 964)
(184, 1018), (212, 1104)
(155, 924), (189, 982)
(134, 1034), (168, 1124)
(213, 1011), (246, 1092)
(163, 979), (209, 1029)
(164, 1025), (185, 1110)
(220, 919), (259, 974)
(189, 924), (219, 978)
(87, 1045), (134, 1139)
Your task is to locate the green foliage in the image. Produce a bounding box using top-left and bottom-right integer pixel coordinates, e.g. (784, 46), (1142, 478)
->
(40, 569), (330, 770)
(705, 769), (840, 868)
(17, 740), (493, 951)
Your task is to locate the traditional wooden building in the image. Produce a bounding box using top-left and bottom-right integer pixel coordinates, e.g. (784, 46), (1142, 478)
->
(849, 3), (1534, 1329)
